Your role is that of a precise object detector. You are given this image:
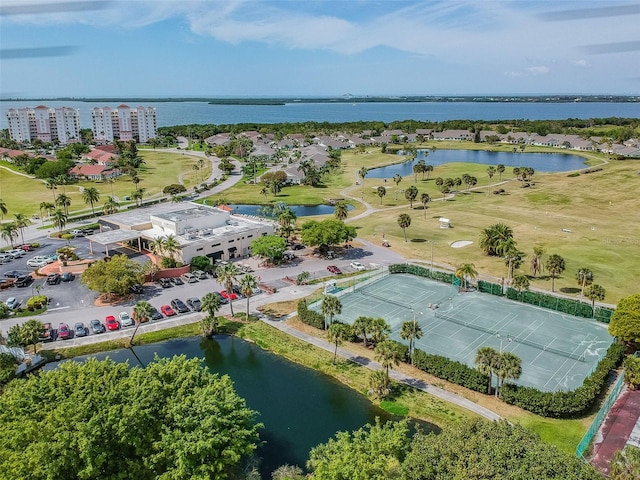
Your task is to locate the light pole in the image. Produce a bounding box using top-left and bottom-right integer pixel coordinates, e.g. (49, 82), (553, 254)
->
(496, 333), (512, 353)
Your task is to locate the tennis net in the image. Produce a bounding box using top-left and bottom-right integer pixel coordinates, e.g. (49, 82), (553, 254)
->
(359, 289), (408, 309)
(434, 310), (585, 362)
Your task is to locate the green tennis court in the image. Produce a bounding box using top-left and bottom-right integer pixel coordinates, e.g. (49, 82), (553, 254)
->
(316, 273), (613, 392)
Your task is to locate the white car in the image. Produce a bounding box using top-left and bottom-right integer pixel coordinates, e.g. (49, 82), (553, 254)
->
(27, 258), (49, 268)
(5, 297), (20, 310)
(350, 261), (366, 271)
(7, 249), (25, 258)
(118, 311), (134, 327)
(31, 255), (54, 264)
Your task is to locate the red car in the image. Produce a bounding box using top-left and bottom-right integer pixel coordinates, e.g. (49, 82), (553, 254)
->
(57, 323), (71, 340)
(219, 290), (238, 301)
(160, 305), (176, 317)
(327, 265), (342, 274)
(19, 244), (34, 252)
(105, 315), (120, 331)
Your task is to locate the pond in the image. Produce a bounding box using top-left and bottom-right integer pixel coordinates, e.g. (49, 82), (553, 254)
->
(366, 149), (589, 178)
(44, 335), (420, 476)
(229, 203), (354, 218)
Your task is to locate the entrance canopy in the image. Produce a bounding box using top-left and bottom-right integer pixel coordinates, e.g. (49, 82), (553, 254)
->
(86, 230), (143, 255)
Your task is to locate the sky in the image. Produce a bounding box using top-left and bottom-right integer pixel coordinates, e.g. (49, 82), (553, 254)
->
(1, 0), (639, 98)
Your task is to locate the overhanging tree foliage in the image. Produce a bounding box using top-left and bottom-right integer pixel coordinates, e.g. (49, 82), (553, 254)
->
(81, 254), (144, 296)
(251, 234), (287, 264)
(0, 355), (261, 480)
(300, 219), (356, 249)
(609, 293), (640, 348)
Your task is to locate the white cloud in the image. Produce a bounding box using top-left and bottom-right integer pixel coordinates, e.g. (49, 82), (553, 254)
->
(505, 66), (551, 78)
(572, 59), (591, 68)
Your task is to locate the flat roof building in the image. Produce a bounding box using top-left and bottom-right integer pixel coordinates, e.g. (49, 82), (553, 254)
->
(6, 106), (80, 144)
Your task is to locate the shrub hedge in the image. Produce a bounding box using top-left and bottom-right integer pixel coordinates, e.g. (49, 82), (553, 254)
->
(500, 342), (625, 417)
(388, 263), (454, 284)
(412, 348), (489, 393)
(297, 299), (325, 330)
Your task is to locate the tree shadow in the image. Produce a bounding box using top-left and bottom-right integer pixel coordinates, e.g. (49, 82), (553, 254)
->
(560, 287), (581, 294)
(410, 238), (427, 243)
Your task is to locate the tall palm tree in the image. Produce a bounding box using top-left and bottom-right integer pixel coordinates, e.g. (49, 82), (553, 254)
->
(479, 223), (514, 256)
(39, 201), (55, 221)
(163, 234), (181, 262)
(397, 213), (411, 242)
(277, 208), (297, 241)
(239, 273), (258, 320)
(130, 301), (154, 345)
(352, 316), (373, 348)
(192, 164), (200, 183)
(102, 196), (119, 215)
(131, 188), (146, 207)
(496, 164), (505, 180)
(545, 254), (566, 292)
(82, 187), (100, 215)
(320, 294), (342, 330)
(0, 198), (7, 222)
(55, 175), (68, 194)
(44, 178), (58, 202)
(149, 236), (166, 258)
(487, 166), (496, 195)
(400, 319), (423, 364)
(475, 346), (499, 394)
(455, 263), (477, 290)
(585, 284), (606, 315)
(334, 201), (349, 221)
(13, 213), (30, 245)
(55, 193), (71, 216)
(529, 246), (545, 277)
(216, 262), (240, 316)
(393, 174), (402, 200)
(0, 222), (19, 247)
(201, 292), (222, 337)
(376, 186), (386, 205)
(420, 193), (430, 219)
(404, 185), (418, 209)
(495, 351), (522, 397)
(375, 340), (402, 387)
(369, 317), (390, 345)
(424, 164), (434, 180)
(576, 268), (594, 300)
(327, 322), (350, 365)
(51, 209), (68, 232)
(106, 177), (116, 197)
(358, 166), (368, 197)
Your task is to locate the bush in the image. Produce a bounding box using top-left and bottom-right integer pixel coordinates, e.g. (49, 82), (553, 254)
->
(297, 299), (325, 329)
(500, 342), (624, 417)
(0, 353), (17, 386)
(412, 349), (489, 393)
(190, 255), (213, 273)
(567, 172), (580, 177)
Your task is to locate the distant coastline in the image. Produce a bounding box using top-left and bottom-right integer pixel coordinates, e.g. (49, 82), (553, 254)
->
(1, 95), (638, 105)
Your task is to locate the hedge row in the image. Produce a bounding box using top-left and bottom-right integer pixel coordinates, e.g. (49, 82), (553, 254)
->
(388, 263), (454, 284)
(297, 299), (325, 330)
(412, 348), (489, 393)
(500, 342), (625, 417)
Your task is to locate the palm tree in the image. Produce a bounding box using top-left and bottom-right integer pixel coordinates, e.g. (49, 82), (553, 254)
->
(163, 234), (180, 262)
(487, 166), (496, 195)
(201, 292), (222, 337)
(327, 322), (350, 364)
(529, 246), (545, 277)
(479, 223), (514, 256)
(545, 254), (566, 292)
(44, 179), (58, 202)
(576, 268), (594, 300)
(55, 175), (68, 194)
(192, 164), (200, 183)
(149, 236), (166, 259)
(0, 198), (7, 222)
(393, 174), (402, 200)
(216, 262), (240, 316)
(277, 208), (297, 241)
(12, 213), (30, 245)
(400, 319), (423, 364)
(495, 351), (522, 397)
(55, 193), (71, 216)
(51, 209), (68, 232)
(369, 317), (390, 345)
(474, 346), (499, 394)
(496, 164), (505, 180)
(102, 196), (119, 215)
(375, 340), (402, 387)
(455, 263), (477, 290)
(130, 301), (154, 345)
(420, 193), (430, 219)
(239, 273), (258, 319)
(376, 186), (386, 205)
(0, 222), (18, 247)
(404, 185), (418, 208)
(320, 295), (342, 330)
(131, 188), (146, 207)
(352, 316), (373, 348)
(397, 213), (411, 242)
(106, 177), (116, 197)
(334, 201), (349, 221)
(358, 166), (368, 197)
(82, 187), (101, 215)
(585, 284), (606, 315)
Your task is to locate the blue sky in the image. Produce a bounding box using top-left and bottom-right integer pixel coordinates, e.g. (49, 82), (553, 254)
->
(1, 0), (639, 98)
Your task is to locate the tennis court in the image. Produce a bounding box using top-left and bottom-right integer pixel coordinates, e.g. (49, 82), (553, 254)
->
(315, 273), (613, 392)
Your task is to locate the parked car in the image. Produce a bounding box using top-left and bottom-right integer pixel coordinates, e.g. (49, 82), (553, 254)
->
(0, 278), (14, 290)
(157, 278), (172, 288)
(90, 319), (106, 334)
(231, 285), (244, 297)
(5, 297), (20, 310)
(0, 253), (12, 263)
(212, 291), (228, 304)
(30, 255), (54, 264)
(186, 297), (202, 311)
(219, 290), (238, 301)
(70, 229), (85, 237)
(40, 322), (54, 342)
(160, 304), (176, 317)
(27, 258), (48, 268)
(291, 243), (305, 250)
(46, 273), (61, 285)
(15, 275), (33, 288)
(170, 298), (189, 314)
(240, 264), (253, 273)
(130, 283), (144, 294)
(19, 244), (34, 252)
(61, 272), (75, 282)
(118, 311), (134, 327)
(105, 315), (120, 331)
(327, 265), (342, 274)
(4, 270), (27, 278)
(180, 272), (198, 283)
(7, 249), (25, 258)
(57, 323), (71, 340)
(350, 261), (366, 271)
(170, 277), (184, 286)
(192, 270), (207, 280)
(149, 306), (163, 321)
(74, 322), (87, 337)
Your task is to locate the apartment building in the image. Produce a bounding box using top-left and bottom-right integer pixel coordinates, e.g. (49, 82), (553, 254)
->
(91, 105), (157, 143)
(6, 106), (81, 144)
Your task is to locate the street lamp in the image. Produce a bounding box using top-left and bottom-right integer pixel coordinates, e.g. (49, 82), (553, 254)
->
(496, 333), (512, 353)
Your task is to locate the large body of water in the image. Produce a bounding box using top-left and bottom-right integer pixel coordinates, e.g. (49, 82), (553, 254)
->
(44, 335), (411, 477)
(368, 149), (588, 178)
(2, 100), (639, 129)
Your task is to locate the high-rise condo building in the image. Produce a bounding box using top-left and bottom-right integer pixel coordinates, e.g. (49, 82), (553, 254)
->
(6, 106), (81, 144)
(91, 105), (157, 143)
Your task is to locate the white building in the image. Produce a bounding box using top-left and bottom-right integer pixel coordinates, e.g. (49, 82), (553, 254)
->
(6, 106), (80, 144)
(91, 105), (157, 143)
(91, 202), (275, 264)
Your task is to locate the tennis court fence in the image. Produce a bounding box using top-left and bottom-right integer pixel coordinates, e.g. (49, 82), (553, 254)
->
(434, 310), (586, 362)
